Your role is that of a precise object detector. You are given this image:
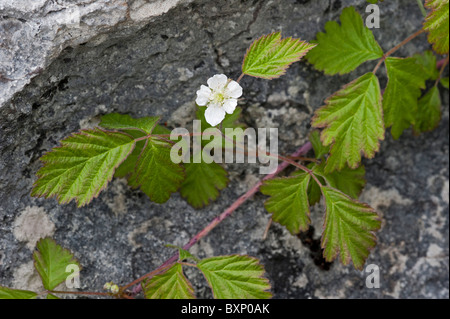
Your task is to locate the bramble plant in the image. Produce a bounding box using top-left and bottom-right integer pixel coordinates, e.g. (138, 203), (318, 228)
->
(1, 1), (448, 299)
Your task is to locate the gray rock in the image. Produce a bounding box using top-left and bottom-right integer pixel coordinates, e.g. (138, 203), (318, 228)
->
(0, 0), (448, 299)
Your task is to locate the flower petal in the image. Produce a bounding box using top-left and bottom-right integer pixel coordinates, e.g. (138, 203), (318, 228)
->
(222, 98), (237, 114)
(225, 80), (243, 99)
(207, 74), (228, 90)
(204, 105), (226, 127)
(196, 85), (211, 106)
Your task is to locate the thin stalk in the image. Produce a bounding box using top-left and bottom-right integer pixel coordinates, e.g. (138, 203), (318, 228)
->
(373, 29), (425, 74)
(435, 56), (449, 87)
(416, 0), (427, 17)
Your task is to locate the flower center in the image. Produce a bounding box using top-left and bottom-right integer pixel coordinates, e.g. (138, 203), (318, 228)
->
(212, 91), (226, 104)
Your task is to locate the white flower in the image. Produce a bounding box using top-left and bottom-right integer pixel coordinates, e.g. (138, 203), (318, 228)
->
(196, 74), (243, 127)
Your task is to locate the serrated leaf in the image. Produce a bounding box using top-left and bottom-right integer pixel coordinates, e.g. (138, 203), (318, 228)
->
(321, 187), (381, 270)
(413, 86), (442, 134)
(197, 255), (271, 299)
(423, 0), (449, 54)
(242, 32), (315, 79)
(313, 162), (366, 199)
(312, 72), (384, 173)
(33, 238), (80, 291)
(383, 57), (428, 139)
(0, 286), (37, 299)
(306, 6), (383, 75)
(100, 113), (160, 137)
(260, 174), (311, 234)
(143, 263), (195, 299)
(441, 77), (449, 88)
(180, 154), (228, 209)
(309, 130), (330, 159)
(32, 128), (135, 207)
(128, 138), (185, 203)
(413, 51), (439, 80)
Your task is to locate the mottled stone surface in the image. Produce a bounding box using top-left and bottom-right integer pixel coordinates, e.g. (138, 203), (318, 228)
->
(0, 0), (448, 299)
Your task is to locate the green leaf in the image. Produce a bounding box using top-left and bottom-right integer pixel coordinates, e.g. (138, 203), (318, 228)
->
(423, 0), (449, 54)
(383, 57), (428, 139)
(306, 173), (324, 206)
(306, 7), (383, 75)
(309, 130), (330, 159)
(143, 263), (195, 299)
(128, 138), (185, 203)
(100, 113), (160, 137)
(312, 72), (384, 173)
(413, 86), (442, 134)
(260, 174), (311, 234)
(0, 286), (37, 299)
(166, 244), (199, 262)
(46, 293), (60, 299)
(113, 140), (146, 178)
(180, 155), (229, 209)
(321, 187), (381, 270)
(242, 32), (316, 79)
(413, 51), (439, 80)
(313, 162), (366, 199)
(197, 255), (271, 299)
(33, 238), (80, 291)
(441, 76), (449, 88)
(32, 128), (135, 207)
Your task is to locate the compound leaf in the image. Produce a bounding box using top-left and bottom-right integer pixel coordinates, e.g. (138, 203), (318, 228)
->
(32, 128), (135, 207)
(321, 187), (381, 270)
(33, 238), (80, 291)
(180, 155), (228, 209)
(197, 255), (271, 299)
(143, 263), (195, 299)
(260, 174), (311, 234)
(312, 72), (384, 173)
(383, 57), (427, 139)
(306, 6), (383, 75)
(242, 32), (316, 79)
(413, 86), (442, 134)
(0, 286), (37, 299)
(423, 0), (449, 54)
